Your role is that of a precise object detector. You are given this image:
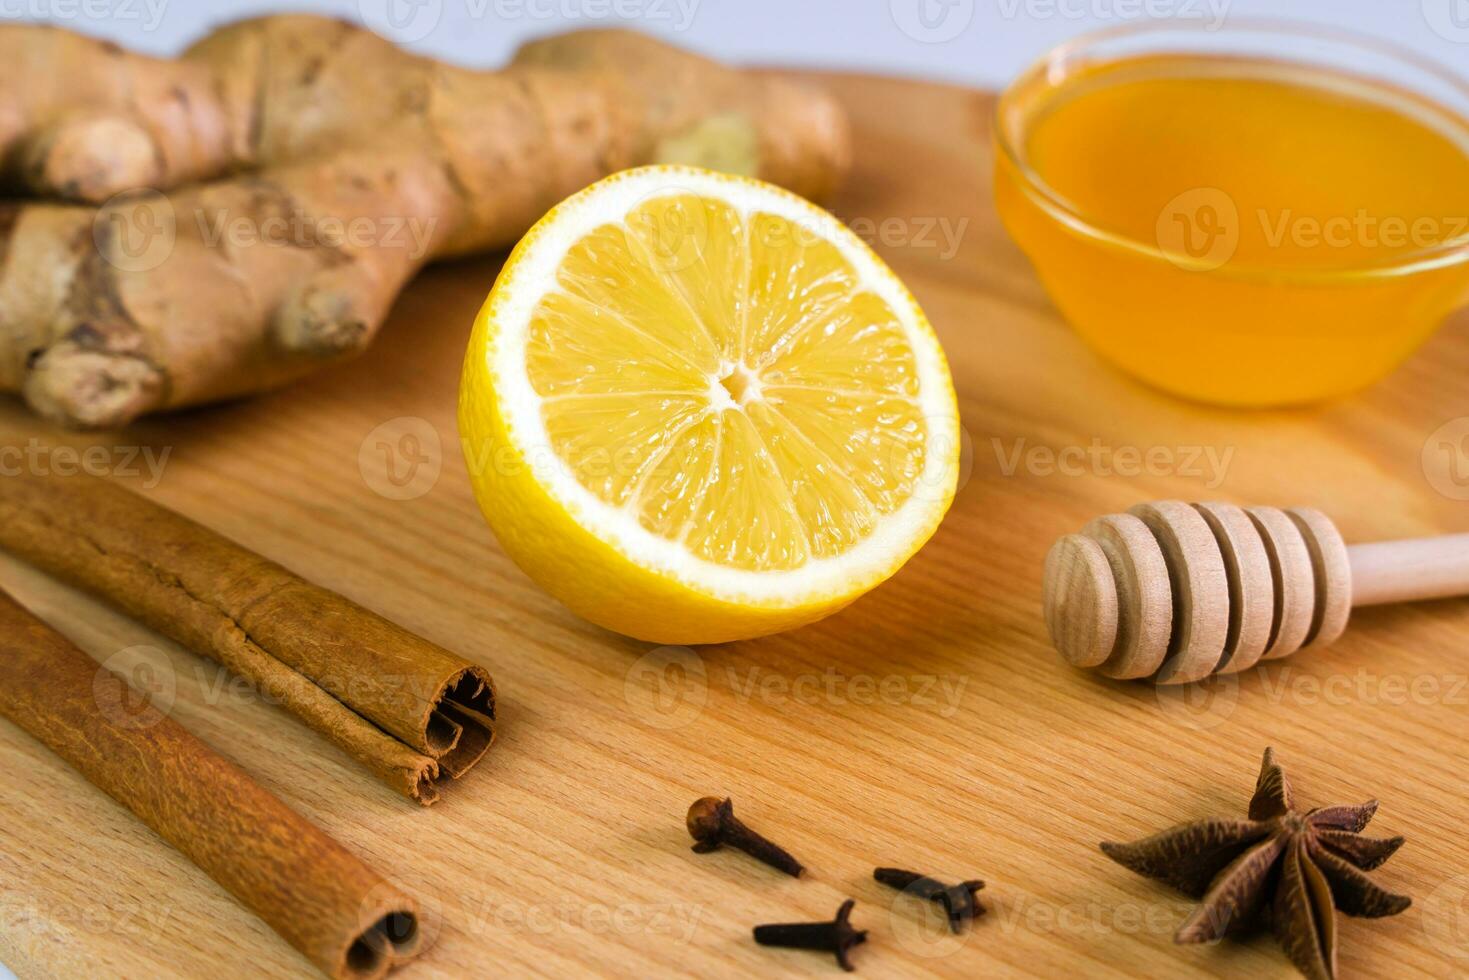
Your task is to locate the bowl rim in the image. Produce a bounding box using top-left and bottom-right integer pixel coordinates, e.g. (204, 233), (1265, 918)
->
(993, 18), (1469, 283)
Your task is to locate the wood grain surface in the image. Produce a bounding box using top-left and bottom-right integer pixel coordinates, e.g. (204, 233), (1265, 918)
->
(1, 71), (1467, 979)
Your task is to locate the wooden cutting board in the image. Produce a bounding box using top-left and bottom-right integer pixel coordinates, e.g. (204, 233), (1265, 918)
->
(1, 71), (1467, 979)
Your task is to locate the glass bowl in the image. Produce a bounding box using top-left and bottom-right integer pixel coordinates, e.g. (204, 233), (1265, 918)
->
(994, 21), (1469, 406)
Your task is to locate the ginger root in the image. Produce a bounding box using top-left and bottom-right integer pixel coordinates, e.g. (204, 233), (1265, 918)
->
(0, 17), (849, 427)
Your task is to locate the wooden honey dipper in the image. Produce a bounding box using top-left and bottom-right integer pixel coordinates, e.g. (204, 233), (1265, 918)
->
(1043, 501), (1469, 684)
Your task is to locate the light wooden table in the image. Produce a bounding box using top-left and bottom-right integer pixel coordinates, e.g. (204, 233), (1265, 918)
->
(1, 72), (1466, 979)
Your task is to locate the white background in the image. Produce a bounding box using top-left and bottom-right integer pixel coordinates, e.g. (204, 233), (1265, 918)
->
(0, 0), (1465, 87)
(0, 1), (1464, 978)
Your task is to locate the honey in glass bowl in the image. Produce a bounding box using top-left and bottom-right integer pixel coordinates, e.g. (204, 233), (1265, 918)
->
(995, 22), (1469, 406)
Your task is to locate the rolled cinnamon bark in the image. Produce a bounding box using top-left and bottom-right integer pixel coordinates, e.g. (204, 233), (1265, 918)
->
(0, 588), (422, 979)
(0, 470), (494, 805)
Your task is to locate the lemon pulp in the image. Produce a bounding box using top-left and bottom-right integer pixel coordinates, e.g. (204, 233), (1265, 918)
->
(530, 194), (927, 572)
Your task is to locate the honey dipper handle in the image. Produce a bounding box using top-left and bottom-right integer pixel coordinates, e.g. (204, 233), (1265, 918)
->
(1347, 534), (1469, 607)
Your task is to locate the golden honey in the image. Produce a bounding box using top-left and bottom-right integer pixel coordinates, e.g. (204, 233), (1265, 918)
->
(996, 43), (1469, 406)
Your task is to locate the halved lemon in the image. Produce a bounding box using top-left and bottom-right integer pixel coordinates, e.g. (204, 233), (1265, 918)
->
(459, 166), (959, 643)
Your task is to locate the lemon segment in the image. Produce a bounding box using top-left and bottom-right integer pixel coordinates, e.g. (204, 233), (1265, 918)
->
(460, 166), (959, 643)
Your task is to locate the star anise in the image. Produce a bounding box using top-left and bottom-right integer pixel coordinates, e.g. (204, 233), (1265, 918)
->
(1100, 748), (1410, 980)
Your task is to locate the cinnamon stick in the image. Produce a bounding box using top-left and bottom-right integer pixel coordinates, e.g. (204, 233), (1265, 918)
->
(0, 588), (421, 979)
(0, 470), (495, 805)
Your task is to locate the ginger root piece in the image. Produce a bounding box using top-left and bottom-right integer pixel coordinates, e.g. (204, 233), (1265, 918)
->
(0, 17), (850, 427)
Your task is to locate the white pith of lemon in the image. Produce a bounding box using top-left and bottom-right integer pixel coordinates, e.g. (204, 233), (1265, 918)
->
(459, 166), (960, 643)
